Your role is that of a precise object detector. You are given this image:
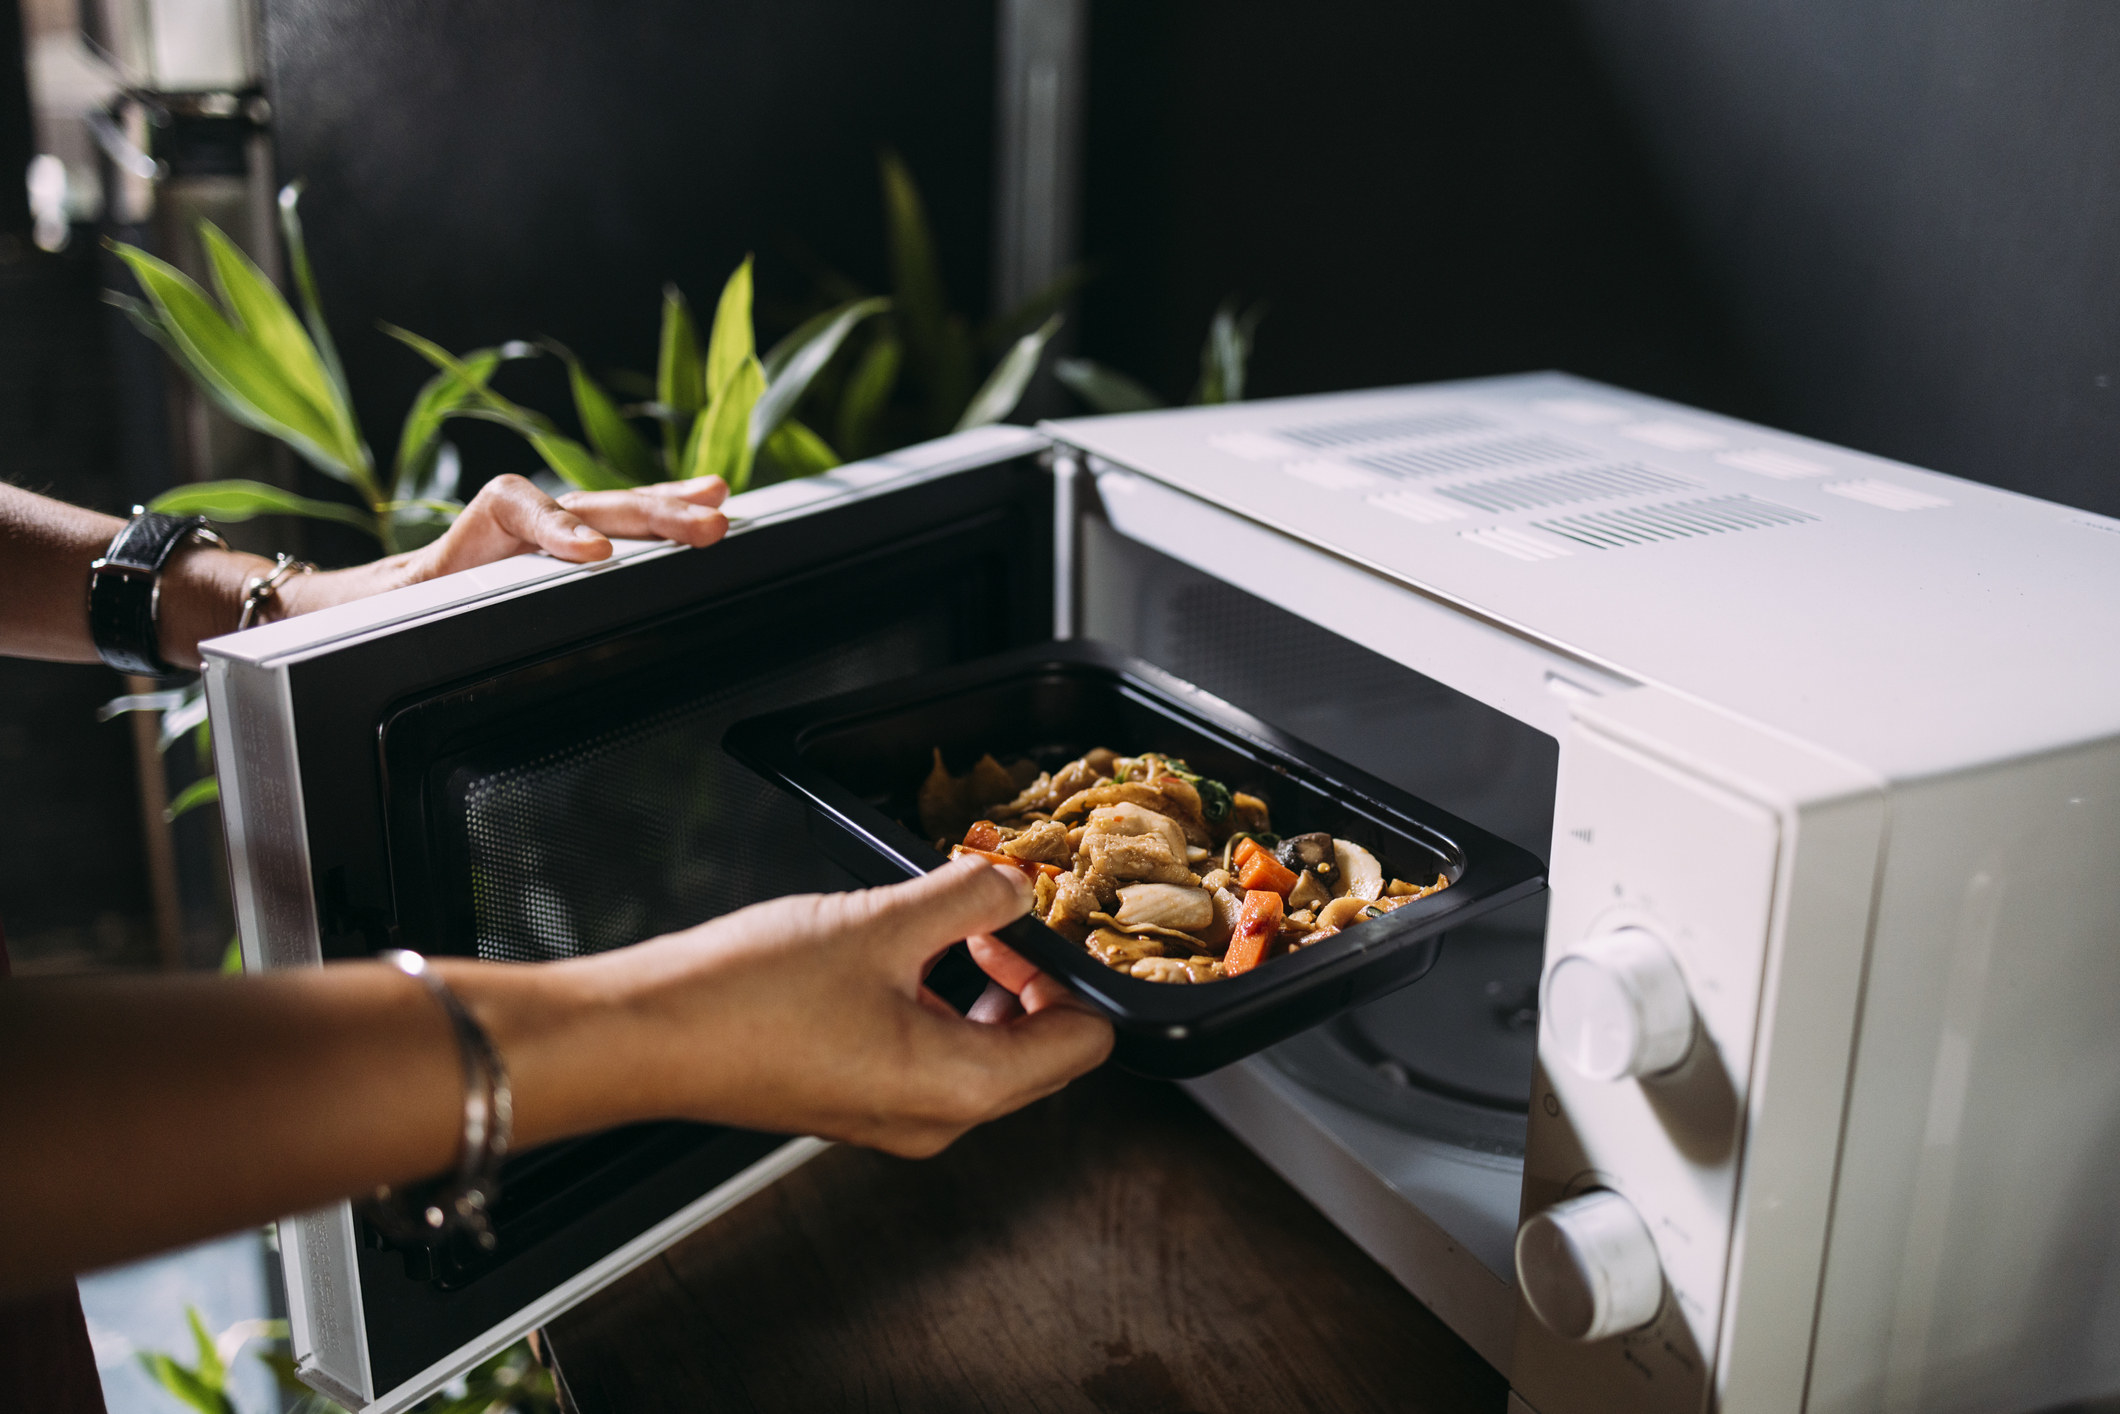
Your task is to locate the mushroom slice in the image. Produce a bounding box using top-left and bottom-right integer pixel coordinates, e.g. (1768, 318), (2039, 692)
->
(1088, 913), (1211, 952)
(1113, 882), (1214, 932)
(1086, 927), (1171, 971)
(1314, 895), (1375, 931)
(1276, 831), (1338, 885)
(1287, 868), (1331, 914)
(1330, 839), (1385, 901)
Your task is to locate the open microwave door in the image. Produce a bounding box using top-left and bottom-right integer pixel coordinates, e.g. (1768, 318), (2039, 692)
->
(202, 427), (1054, 1412)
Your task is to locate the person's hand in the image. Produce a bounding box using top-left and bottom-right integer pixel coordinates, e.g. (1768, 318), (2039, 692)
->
(546, 858), (1113, 1158)
(152, 474), (732, 668)
(284, 473), (731, 615)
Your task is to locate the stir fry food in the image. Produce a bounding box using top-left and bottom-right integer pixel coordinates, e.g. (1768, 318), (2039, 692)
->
(919, 746), (1449, 983)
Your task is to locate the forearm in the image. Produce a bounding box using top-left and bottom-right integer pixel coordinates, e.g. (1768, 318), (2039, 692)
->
(0, 957), (654, 1297)
(0, 481), (281, 669)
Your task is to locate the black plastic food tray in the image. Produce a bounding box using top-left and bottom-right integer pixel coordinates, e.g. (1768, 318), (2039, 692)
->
(724, 640), (1547, 1076)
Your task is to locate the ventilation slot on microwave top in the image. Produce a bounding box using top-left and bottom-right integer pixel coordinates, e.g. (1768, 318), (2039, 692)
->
(1273, 408), (1493, 449)
(1355, 434), (1589, 480)
(1534, 495), (1817, 550)
(1434, 464), (1698, 514)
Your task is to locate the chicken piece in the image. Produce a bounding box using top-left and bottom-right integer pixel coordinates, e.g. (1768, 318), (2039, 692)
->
(986, 771), (1052, 820)
(1113, 883), (1214, 933)
(1130, 957), (1199, 984)
(1083, 747), (1119, 776)
(1182, 955), (1225, 982)
(918, 748), (971, 842)
(1077, 830), (1195, 887)
(1053, 781), (1211, 847)
(1083, 801), (1186, 855)
(985, 752), (1113, 821)
(1087, 928), (1169, 971)
(998, 819), (1072, 865)
(919, 750), (1028, 840)
(1200, 867), (1236, 893)
(1046, 869), (1105, 933)
(1031, 870), (1058, 919)
(1146, 776), (1213, 847)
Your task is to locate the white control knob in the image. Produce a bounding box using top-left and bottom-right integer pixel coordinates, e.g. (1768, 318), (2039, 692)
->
(1544, 926), (1695, 1080)
(1515, 1190), (1665, 1340)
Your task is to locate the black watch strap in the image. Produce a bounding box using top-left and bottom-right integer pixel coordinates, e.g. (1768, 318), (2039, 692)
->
(88, 509), (223, 677)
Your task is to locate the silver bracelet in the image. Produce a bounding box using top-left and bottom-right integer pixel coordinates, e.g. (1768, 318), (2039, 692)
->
(367, 950), (513, 1252)
(236, 553), (316, 631)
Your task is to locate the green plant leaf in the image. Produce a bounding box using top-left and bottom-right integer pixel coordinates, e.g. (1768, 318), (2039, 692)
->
(394, 344), (527, 492)
(752, 295), (888, 448)
(551, 341), (657, 485)
(704, 256), (756, 400)
(386, 325), (629, 491)
(198, 221), (365, 486)
(156, 682), (210, 754)
(529, 429), (632, 492)
(277, 181), (352, 420)
(880, 150), (947, 373)
(835, 331), (901, 459)
(150, 479), (380, 537)
(955, 314), (1061, 431)
(1193, 297), (1266, 405)
(761, 418), (841, 481)
(656, 284), (704, 470)
(1053, 357), (1166, 414)
(188, 1307), (227, 1391)
(657, 284), (705, 413)
(694, 355), (766, 491)
(980, 263), (1090, 354)
(139, 1353), (235, 1414)
(109, 242), (359, 487)
(166, 775), (220, 822)
(220, 935), (244, 973)
(104, 293), (274, 435)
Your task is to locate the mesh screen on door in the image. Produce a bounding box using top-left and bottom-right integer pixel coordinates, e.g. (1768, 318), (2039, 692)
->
(458, 620), (947, 963)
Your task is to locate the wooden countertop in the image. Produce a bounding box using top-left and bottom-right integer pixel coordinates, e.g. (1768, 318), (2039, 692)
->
(544, 1066), (1506, 1413)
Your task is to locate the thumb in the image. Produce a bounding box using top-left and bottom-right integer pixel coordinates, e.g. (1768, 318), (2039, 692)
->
(857, 857), (1034, 968)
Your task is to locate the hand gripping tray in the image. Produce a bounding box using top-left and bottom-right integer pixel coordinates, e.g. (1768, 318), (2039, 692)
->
(725, 640), (1547, 1076)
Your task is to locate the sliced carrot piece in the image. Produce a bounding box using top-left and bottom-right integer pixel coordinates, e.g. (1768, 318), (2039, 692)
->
(1224, 889), (1283, 975)
(963, 819), (1003, 852)
(1236, 847), (1300, 897)
(1232, 836), (1267, 870)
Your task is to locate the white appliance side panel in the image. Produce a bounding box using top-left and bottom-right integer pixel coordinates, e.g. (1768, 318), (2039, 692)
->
(1513, 719), (1785, 1414)
(1808, 736), (2120, 1414)
(1573, 689), (1887, 1411)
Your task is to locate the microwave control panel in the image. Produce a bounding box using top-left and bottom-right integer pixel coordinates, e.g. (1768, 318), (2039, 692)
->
(1511, 723), (1783, 1414)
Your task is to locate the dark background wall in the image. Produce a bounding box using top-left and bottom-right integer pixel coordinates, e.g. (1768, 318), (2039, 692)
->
(263, 0), (998, 492)
(1079, 0), (2120, 515)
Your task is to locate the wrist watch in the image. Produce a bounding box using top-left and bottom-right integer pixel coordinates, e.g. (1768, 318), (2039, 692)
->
(87, 507), (227, 677)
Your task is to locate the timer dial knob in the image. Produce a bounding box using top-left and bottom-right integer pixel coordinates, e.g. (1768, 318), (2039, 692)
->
(1516, 1190), (1665, 1341)
(1544, 926), (1695, 1080)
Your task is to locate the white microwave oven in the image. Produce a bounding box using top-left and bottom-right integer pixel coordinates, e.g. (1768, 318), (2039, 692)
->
(205, 373), (2120, 1413)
